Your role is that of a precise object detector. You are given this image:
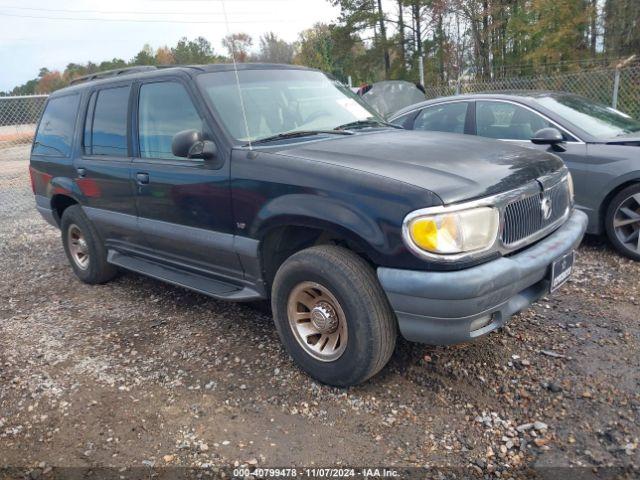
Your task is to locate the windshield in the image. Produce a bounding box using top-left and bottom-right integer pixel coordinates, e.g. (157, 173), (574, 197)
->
(196, 69), (384, 143)
(535, 95), (640, 138)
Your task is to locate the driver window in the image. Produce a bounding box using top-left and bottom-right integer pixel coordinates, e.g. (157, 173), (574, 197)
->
(476, 101), (553, 140)
(413, 102), (468, 134)
(138, 82), (204, 160)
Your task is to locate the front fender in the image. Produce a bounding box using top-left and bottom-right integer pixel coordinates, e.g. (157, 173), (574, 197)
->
(590, 170), (640, 233)
(231, 149), (442, 270)
(253, 194), (387, 256)
(597, 170), (640, 203)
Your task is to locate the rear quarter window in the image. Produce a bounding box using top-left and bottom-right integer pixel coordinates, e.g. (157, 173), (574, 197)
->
(33, 94), (80, 156)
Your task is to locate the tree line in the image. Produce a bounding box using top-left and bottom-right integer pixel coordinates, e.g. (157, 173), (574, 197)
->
(325, 0), (638, 85)
(4, 0), (638, 95)
(5, 34), (295, 96)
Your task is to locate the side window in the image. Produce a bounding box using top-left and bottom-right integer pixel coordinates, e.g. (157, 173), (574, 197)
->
(476, 101), (553, 140)
(83, 92), (96, 155)
(85, 86), (130, 157)
(391, 112), (417, 129)
(138, 82), (204, 160)
(33, 94), (80, 156)
(413, 102), (468, 134)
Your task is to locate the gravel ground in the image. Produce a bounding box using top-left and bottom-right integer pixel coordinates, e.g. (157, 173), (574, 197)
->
(1, 151), (639, 478)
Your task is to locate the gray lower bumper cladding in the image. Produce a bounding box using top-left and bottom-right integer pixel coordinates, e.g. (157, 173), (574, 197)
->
(35, 194), (57, 227)
(378, 210), (588, 345)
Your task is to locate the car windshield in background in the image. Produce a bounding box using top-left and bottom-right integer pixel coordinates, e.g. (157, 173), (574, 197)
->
(535, 95), (640, 138)
(362, 81), (426, 118)
(197, 69), (384, 143)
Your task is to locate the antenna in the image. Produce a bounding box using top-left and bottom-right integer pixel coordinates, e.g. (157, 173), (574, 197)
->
(221, 0), (252, 150)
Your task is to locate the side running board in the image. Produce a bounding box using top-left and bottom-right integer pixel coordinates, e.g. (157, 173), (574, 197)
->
(107, 250), (263, 302)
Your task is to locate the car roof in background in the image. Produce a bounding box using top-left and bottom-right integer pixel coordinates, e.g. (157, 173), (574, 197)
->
(390, 90), (578, 118)
(50, 63), (316, 96)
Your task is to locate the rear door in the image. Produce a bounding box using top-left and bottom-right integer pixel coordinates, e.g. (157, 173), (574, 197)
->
(131, 77), (241, 279)
(75, 82), (139, 247)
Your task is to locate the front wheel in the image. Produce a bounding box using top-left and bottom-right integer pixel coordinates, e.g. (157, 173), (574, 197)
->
(605, 184), (640, 261)
(271, 245), (397, 387)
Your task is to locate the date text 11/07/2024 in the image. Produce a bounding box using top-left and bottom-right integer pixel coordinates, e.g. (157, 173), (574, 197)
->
(232, 467), (401, 478)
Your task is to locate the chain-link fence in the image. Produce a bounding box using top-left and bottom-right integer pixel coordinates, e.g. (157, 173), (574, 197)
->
(0, 94), (48, 161)
(615, 66), (640, 116)
(0, 95), (47, 216)
(423, 65), (640, 119)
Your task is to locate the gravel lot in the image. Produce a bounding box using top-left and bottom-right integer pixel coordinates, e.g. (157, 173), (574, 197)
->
(1, 149), (639, 478)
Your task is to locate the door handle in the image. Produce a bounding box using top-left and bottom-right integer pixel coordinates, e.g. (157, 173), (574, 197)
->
(76, 167), (86, 178)
(136, 172), (150, 185)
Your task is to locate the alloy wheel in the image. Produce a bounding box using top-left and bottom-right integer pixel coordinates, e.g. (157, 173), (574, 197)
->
(613, 193), (640, 255)
(67, 224), (90, 270)
(286, 281), (348, 362)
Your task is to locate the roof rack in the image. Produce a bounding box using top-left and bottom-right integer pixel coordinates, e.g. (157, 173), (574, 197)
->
(69, 66), (158, 85)
(156, 64), (205, 71)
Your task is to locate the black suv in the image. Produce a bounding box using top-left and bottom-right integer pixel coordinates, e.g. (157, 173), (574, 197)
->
(30, 64), (587, 386)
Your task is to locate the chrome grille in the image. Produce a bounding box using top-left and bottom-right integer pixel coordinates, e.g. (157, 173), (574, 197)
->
(501, 179), (571, 247)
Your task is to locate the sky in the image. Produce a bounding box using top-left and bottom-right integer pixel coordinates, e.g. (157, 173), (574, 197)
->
(0, 0), (340, 91)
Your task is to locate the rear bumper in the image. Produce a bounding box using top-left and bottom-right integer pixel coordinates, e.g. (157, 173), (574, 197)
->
(35, 194), (57, 227)
(377, 210), (588, 345)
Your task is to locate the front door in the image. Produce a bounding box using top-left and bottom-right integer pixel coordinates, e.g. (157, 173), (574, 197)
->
(131, 78), (241, 280)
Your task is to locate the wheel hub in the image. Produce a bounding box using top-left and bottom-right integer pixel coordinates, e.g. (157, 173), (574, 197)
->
(286, 281), (348, 362)
(310, 301), (339, 334)
(613, 193), (640, 254)
(67, 224), (90, 270)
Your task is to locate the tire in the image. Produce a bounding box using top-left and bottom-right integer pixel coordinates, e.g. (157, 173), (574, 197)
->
(605, 184), (640, 261)
(271, 245), (397, 387)
(60, 205), (119, 284)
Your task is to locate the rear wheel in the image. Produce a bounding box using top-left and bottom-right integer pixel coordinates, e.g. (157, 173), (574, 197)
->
(605, 184), (640, 261)
(61, 205), (118, 284)
(271, 245), (397, 387)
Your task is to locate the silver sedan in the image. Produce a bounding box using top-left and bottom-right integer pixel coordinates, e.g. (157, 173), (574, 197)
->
(391, 92), (640, 260)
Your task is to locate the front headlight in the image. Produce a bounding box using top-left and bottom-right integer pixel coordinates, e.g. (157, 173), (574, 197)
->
(404, 207), (499, 256)
(567, 172), (574, 201)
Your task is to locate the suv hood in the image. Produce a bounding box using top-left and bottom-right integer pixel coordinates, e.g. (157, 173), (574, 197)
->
(273, 130), (564, 204)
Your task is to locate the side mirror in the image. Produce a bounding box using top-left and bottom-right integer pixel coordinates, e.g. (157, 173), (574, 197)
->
(171, 130), (217, 161)
(188, 139), (217, 161)
(531, 128), (564, 145)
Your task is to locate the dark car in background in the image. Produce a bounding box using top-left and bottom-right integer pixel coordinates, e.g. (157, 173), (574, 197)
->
(30, 65), (586, 386)
(390, 92), (640, 260)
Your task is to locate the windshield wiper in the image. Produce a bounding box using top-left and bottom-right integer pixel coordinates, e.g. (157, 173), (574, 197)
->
(334, 119), (403, 131)
(616, 129), (640, 137)
(247, 130), (354, 146)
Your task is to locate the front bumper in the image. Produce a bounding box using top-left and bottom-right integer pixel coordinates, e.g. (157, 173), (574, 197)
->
(378, 210), (588, 345)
